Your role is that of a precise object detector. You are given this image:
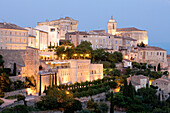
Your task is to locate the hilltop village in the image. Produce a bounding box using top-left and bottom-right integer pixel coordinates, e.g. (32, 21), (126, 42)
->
(0, 17), (170, 113)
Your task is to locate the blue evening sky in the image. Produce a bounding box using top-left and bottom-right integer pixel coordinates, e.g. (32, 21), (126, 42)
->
(0, 0), (170, 54)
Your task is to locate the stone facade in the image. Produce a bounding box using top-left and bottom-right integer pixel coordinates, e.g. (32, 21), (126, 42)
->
(127, 75), (149, 91)
(38, 59), (103, 93)
(37, 17), (78, 41)
(4, 89), (27, 98)
(0, 47), (39, 77)
(0, 22), (28, 50)
(152, 76), (170, 100)
(66, 31), (114, 50)
(130, 46), (168, 68)
(106, 17), (148, 45)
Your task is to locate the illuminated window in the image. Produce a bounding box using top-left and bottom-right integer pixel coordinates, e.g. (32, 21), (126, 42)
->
(0, 38), (2, 42)
(1, 31), (3, 35)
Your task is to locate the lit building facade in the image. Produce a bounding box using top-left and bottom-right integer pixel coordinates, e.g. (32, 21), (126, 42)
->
(35, 25), (59, 47)
(38, 59), (103, 93)
(107, 17), (148, 45)
(130, 46), (168, 68)
(37, 17), (78, 41)
(25, 27), (48, 51)
(66, 31), (114, 50)
(0, 22), (28, 50)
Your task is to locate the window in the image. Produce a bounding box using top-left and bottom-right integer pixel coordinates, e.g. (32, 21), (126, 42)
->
(0, 38), (2, 42)
(115, 40), (118, 44)
(157, 52), (159, 55)
(96, 40), (97, 43)
(0, 31), (2, 35)
(108, 36), (110, 39)
(115, 46), (117, 50)
(50, 28), (55, 32)
(151, 52), (152, 56)
(119, 40), (121, 44)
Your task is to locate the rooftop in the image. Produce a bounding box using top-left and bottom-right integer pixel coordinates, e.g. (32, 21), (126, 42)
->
(0, 22), (27, 30)
(114, 35), (137, 41)
(116, 27), (146, 32)
(127, 75), (149, 86)
(66, 31), (113, 36)
(138, 46), (166, 51)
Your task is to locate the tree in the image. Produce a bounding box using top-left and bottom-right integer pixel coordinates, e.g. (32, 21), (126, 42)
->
(55, 72), (57, 85)
(0, 72), (12, 92)
(25, 76), (36, 88)
(123, 79), (128, 97)
(17, 95), (27, 106)
(128, 81), (135, 99)
(137, 42), (145, 47)
(13, 63), (17, 76)
(39, 74), (41, 96)
(56, 46), (65, 59)
(64, 99), (82, 113)
(110, 91), (114, 113)
(0, 55), (4, 68)
(158, 63), (161, 71)
(36, 95), (59, 110)
(88, 88), (94, 99)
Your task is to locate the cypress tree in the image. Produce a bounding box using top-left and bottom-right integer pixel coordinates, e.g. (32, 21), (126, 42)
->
(158, 63), (161, 71)
(110, 91), (114, 113)
(123, 79), (128, 96)
(128, 81), (134, 99)
(39, 74), (41, 96)
(55, 72), (57, 85)
(52, 74), (54, 87)
(13, 63), (17, 76)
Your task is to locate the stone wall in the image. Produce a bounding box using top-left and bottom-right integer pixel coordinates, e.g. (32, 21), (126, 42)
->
(0, 47), (40, 78)
(4, 89), (27, 98)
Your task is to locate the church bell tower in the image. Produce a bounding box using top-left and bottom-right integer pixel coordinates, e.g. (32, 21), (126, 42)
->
(107, 16), (117, 35)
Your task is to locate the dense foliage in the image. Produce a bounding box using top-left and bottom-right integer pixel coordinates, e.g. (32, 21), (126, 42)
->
(112, 87), (170, 113)
(36, 88), (82, 113)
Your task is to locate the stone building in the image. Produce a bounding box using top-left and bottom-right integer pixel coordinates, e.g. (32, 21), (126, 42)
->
(107, 17), (148, 45)
(38, 59), (103, 93)
(0, 22), (28, 49)
(25, 27), (48, 51)
(28, 35), (36, 48)
(35, 25), (59, 47)
(37, 17), (78, 41)
(65, 31), (114, 50)
(130, 46), (168, 69)
(127, 75), (149, 91)
(0, 47), (40, 78)
(152, 75), (170, 100)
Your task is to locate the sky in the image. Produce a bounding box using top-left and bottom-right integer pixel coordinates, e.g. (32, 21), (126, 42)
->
(0, 0), (170, 54)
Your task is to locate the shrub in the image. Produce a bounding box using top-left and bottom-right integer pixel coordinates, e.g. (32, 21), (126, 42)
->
(0, 91), (4, 98)
(0, 99), (4, 105)
(1, 105), (29, 113)
(5, 95), (19, 99)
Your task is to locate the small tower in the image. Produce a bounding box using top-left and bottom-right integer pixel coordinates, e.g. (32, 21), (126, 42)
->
(107, 16), (117, 35)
